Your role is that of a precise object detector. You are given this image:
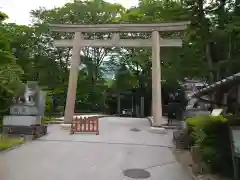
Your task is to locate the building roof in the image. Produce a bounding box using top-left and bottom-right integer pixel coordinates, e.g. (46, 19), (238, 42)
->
(192, 72), (240, 98)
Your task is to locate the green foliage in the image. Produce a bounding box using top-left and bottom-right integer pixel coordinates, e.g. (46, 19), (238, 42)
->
(56, 106), (64, 112)
(0, 15), (24, 118)
(41, 116), (57, 124)
(0, 11), (8, 22)
(186, 115), (233, 176)
(1, 0), (240, 116)
(113, 64), (138, 90)
(0, 1), (200, 115)
(45, 93), (53, 116)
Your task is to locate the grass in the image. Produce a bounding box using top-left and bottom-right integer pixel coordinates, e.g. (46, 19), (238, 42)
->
(0, 135), (24, 151)
(41, 116), (58, 124)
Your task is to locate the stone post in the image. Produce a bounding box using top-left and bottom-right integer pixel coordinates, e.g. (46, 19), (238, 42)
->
(223, 93), (228, 105)
(64, 32), (82, 123)
(152, 31), (163, 126)
(237, 85), (240, 104)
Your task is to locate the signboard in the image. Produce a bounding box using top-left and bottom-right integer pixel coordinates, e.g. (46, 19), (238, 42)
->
(229, 126), (240, 180)
(211, 109), (223, 117)
(231, 128), (240, 155)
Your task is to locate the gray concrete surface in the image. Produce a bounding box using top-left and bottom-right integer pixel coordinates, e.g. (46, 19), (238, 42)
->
(0, 117), (191, 180)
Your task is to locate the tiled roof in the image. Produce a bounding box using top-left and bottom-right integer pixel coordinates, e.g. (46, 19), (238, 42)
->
(192, 72), (240, 98)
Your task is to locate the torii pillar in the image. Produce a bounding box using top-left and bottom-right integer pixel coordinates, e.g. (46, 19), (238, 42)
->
(152, 31), (162, 126)
(64, 32), (82, 123)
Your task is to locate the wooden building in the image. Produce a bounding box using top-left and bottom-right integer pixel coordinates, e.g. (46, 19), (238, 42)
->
(192, 73), (240, 114)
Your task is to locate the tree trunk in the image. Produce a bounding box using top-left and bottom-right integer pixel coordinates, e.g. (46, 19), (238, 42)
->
(205, 43), (214, 83)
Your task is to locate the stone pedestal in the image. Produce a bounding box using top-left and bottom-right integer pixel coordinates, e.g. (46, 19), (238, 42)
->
(3, 116), (41, 126)
(3, 115), (46, 137)
(3, 125), (47, 137)
(150, 127), (167, 134)
(60, 123), (71, 130)
(2, 81), (47, 138)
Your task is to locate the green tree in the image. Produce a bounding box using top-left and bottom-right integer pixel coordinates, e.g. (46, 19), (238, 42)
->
(0, 12), (23, 114)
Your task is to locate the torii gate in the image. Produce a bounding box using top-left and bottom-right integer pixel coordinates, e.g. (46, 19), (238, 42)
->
(49, 22), (189, 126)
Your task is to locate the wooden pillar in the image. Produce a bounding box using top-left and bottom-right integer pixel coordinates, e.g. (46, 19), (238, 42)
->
(117, 92), (121, 116)
(152, 31), (163, 126)
(140, 96), (144, 117)
(136, 104), (139, 117)
(131, 95), (134, 115)
(64, 32), (82, 123)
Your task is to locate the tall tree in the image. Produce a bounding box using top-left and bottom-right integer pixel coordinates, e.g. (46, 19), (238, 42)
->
(30, 0), (126, 86)
(0, 12), (24, 113)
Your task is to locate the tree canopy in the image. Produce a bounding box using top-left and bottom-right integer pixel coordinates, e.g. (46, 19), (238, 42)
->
(0, 0), (239, 114)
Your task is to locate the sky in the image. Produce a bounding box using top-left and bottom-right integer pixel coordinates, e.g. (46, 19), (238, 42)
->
(0, 0), (139, 25)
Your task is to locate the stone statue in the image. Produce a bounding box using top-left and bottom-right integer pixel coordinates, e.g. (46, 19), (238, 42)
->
(15, 81), (38, 105)
(10, 81), (40, 116)
(3, 81), (47, 138)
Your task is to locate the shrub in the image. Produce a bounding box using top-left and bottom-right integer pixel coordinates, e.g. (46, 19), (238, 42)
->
(167, 102), (184, 119)
(56, 106), (64, 112)
(0, 116), (2, 132)
(45, 94), (53, 116)
(41, 116), (56, 124)
(186, 115), (233, 177)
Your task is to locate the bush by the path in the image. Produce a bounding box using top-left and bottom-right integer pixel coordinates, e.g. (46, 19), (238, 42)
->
(186, 115), (233, 177)
(41, 116), (58, 124)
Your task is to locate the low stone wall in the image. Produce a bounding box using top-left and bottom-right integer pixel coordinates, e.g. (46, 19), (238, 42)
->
(174, 148), (230, 180)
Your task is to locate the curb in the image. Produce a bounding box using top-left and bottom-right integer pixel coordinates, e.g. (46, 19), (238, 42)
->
(162, 125), (179, 130)
(173, 148), (200, 180)
(186, 166), (199, 180)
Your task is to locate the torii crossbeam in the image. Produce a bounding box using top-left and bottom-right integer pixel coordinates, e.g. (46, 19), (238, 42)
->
(49, 22), (189, 126)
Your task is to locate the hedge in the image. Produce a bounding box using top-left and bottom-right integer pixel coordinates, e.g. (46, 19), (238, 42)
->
(186, 115), (233, 177)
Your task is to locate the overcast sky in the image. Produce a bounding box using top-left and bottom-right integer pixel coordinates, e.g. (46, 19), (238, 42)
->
(0, 0), (139, 25)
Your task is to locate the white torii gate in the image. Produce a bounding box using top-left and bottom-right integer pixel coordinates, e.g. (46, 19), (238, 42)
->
(49, 22), (189, 126)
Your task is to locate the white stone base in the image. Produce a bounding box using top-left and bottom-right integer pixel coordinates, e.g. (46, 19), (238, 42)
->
(150, 127), (167, 134)
(3, 116), (41, 126)
(148, 116), (168, 126)
(60, 123), (71, 130)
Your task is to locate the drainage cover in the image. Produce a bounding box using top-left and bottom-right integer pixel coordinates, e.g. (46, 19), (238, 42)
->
(130, 128), (141, 132)
(123, 169), (151, 179)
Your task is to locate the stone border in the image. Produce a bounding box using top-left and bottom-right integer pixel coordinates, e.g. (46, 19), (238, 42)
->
(173, 149), (199, 180)
(184, 165), (199, 180)
(185, 168), (225, 180)
(173, 148), (221, 180)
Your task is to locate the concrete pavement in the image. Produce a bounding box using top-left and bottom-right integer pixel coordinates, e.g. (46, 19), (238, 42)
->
(0, 117), (191, 180)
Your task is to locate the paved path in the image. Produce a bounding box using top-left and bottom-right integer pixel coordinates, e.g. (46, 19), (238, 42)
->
(0, 117), (191, 180)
